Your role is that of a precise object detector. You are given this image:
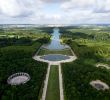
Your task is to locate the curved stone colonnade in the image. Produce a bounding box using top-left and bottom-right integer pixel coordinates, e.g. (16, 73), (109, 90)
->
(7, 72), (30, 85)
(96, 63), (110, 69)
(90, 80), (109, 91)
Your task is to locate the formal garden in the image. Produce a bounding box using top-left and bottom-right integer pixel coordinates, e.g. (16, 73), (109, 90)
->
(0, 26), (110, 100)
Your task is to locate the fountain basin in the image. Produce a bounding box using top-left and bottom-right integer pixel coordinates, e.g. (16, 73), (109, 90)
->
(33, 54), (77, 65)
(40, 54), (70, 61)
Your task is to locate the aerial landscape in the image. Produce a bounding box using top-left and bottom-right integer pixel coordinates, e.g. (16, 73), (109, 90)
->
(0, 0), (110, 100)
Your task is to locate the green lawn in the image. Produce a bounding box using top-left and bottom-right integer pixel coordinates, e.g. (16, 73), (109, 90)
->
(38, 48), (72, 56)
(46, 65), (60, 100)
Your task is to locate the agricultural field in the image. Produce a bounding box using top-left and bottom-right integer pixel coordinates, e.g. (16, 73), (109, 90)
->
(61, 26), (110, 100)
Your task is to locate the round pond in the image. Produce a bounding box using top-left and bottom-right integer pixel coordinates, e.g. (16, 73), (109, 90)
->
(40, 54), (70, 61)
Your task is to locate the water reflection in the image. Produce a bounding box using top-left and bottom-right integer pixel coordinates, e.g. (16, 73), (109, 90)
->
(40, 54), (70, 61)
(46, 27), (68, 50)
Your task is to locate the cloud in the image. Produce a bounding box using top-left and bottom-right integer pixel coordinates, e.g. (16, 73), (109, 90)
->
(94, 0), (110, 13)
(61, 0), (110, 13)
(40, 0), (70, 3)
(0, 0), (44, 17)
(0, 0), (110, 24)
(61, 0), (95, 11)
(0, 0), (22, 17)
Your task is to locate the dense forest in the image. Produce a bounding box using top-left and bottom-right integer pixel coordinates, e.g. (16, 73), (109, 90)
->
(61, 26), (110, 100)
(0, 27), (51, 100)
(62, 60), (110, 100)
(0, 41), (48, 100)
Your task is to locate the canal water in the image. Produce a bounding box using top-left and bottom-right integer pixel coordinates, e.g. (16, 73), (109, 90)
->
(46, 28), (68, 50)
(40, 54), (70, 61)
(41, 28), (70, 61)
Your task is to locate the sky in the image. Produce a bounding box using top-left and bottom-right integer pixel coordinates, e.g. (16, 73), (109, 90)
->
(0, 0), (110, 24)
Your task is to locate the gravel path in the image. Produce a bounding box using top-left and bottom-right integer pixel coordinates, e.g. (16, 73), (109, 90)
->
(41, 64), (51, 100)
(41, 64), (64, 100)
(34, 45), (77, 100)
(59, 64), (64, 100)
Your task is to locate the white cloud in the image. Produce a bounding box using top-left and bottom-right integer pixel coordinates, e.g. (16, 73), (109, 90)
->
(94, 0), (110, 13)
(61, 0), (110, 13)
(0, 0), (44, 17)
(0, 0), (23, 17)
(0, 0), (110, 24)
(61, 0), (95, 11)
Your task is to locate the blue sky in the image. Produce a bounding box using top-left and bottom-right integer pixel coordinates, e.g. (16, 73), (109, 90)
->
(0, 0), (110, 24)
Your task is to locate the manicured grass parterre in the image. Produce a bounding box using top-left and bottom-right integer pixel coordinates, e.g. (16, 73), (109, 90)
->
(46, 65), (60, 100)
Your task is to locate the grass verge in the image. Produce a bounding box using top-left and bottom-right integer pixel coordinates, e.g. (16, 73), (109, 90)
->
(46, 65), (60, 100)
